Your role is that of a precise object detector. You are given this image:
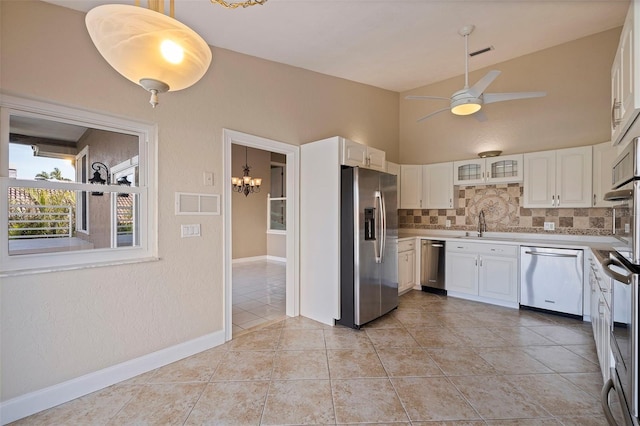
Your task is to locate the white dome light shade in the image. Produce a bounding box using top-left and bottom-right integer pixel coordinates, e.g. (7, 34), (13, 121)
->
(85, 4), (212, 95)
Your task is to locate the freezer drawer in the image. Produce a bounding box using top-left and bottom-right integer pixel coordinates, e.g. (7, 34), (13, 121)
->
(520, 246), (584, 316)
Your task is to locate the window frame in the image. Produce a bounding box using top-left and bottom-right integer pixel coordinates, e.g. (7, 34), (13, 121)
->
(0, 95), (157, 275)
(75, 145), (90, 234)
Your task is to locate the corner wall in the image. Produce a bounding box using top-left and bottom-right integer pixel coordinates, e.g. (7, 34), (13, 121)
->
(399, 28), (621, 164)
(0, 0), (398, 404)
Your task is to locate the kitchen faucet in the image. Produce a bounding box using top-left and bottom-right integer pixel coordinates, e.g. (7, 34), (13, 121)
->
(478, 210), (486, 237)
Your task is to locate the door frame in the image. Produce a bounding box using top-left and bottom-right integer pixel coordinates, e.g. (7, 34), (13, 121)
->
(223, 129), (300, 341)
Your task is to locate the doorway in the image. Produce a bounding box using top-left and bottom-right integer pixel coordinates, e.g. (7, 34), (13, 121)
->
(223, 129), (299, 341)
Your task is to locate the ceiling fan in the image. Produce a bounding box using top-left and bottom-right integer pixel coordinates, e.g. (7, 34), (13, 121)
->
(406, 25), (546, 122)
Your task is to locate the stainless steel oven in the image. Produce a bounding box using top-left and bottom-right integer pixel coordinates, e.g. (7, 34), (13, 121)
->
(603, 137), (640, 425)
(602, 253), (638, 426)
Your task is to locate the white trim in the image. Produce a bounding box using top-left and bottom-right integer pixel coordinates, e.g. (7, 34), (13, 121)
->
(0, 330), (225, 425)
(267, 255), (287, 263)
(223, 129), (300, 342)
(267, 230), (286, 235)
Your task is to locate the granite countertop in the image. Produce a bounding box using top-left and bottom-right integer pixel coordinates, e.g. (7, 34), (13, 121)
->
(398, 229), (618, 252)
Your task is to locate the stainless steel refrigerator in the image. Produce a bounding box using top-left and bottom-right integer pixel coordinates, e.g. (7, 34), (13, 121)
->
(337, 166), (398, 329)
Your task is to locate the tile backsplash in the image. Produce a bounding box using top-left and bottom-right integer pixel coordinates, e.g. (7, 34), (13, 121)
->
(398, 183), (612, 236)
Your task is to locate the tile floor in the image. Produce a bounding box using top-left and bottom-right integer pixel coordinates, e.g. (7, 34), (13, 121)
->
(13, 290), (621, 425)
(232, 260), (286, 333)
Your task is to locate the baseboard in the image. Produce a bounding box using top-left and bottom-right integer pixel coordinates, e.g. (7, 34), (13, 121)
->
(446, 291), (519, 310)
(0, 330), (226, 425)
(232, 255), (286, 264)
(232, 255), (267, 264)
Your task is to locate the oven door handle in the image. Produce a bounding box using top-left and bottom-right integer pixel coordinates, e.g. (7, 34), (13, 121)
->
(602, 257), (633, 285)
(604, 189), (633, 202)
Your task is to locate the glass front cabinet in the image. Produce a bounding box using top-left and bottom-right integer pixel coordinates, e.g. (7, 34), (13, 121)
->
(453, 154), (523, 186)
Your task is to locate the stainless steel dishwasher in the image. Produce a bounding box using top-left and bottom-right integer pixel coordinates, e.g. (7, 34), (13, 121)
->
(421, 240), (446, 294)
(520, 246), (584, 316)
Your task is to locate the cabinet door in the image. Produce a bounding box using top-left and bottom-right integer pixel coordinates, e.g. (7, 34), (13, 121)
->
(619, 13), (635, 130)
(400, 165), (422, 209)
(556, 146), (592, 208)
(453, 159), (485, 185)
(592, 142), (616, 207)
(478, 255), (518, 303)
(342, 139), (367, 167)
(612, 48), (624, 143)
(486, 154), (524, 184)
(367, 147), (386, 172)
(398, 250), (415, 294)
(523, 150), (556, 208)
(445, 251), (478, 295)
(423, 162), (454, 209)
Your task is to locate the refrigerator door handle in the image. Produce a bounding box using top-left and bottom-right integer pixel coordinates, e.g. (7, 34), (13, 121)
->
(375, 190), (385, 264)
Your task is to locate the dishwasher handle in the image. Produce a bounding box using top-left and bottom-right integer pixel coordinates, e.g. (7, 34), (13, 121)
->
(524, 251), (579, 258)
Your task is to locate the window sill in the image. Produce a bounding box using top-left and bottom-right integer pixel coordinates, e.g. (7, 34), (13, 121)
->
(0, 256), (160, 278)
(267, 230), (286, 235)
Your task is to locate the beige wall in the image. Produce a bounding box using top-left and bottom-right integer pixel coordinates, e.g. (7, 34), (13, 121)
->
(231, 145), (271, 259)
(0, 0), (398, 401)
(399, 28), (621, 164)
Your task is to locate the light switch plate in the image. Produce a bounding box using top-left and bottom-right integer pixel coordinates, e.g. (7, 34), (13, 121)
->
(543, 222), (555, 231)
(181, 224), (201, 237)
(445, 219), (451, 228)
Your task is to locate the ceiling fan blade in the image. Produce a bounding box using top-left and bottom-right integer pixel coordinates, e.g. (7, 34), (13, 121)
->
(483, 91), (547, 104)
(468, 70), (501, 97)
(417, 107), (450, 122)
(405, 95), (450, 101)
(474, 110), (488, 122)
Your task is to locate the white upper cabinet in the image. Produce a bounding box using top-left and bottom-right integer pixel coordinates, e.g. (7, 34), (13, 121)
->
(592, 142), (616, 207)
(422, 162), (455, 209)
(400, 165), (422, 209)
(612, 0), (640, 146)
(454, 154), (523, 186)
(341, 138), (386, 171)
(453, 159), (485, 185)
(523, 146), (593, 208)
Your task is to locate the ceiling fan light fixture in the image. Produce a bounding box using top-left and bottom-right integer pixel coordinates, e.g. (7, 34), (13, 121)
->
(85, 3), (212, 107)
(451, 100), (482, 116)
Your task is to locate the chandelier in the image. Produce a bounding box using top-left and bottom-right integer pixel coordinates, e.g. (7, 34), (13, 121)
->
(232, 147), (262, 196)
(211, 0), (267, 8)
(85, 0), (212, 108)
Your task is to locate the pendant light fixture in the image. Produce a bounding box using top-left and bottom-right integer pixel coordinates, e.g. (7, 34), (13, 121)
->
(211, 0), (267, 8)
(85, 0), (212, 108)
(232, 147), (262, 197)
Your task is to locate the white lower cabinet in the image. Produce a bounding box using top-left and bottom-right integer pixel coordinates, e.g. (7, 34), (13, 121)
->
(446, 242), (518, 306)
(589, 253), (613, 381)
(398, 239), (416, 294)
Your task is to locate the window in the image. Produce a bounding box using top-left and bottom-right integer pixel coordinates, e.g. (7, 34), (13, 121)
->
(267, 162), (286, 233)
(1, 95), (157, 274)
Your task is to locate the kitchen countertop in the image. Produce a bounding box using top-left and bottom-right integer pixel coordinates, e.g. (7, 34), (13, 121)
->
(398, 229), (619, 252)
